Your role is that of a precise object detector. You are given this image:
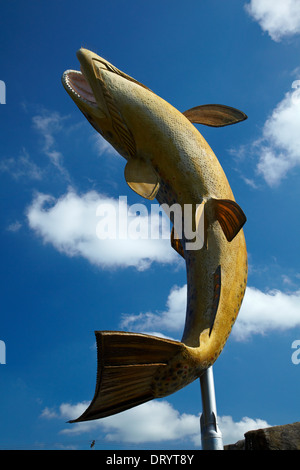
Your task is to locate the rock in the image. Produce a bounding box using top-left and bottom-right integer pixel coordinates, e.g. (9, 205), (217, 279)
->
(225, 422), (300, 450)
(224, 439), (245, 450)
(245, 422), (300, 450)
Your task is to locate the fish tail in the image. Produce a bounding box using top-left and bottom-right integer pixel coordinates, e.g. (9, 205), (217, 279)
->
(70, 331), (192, 422)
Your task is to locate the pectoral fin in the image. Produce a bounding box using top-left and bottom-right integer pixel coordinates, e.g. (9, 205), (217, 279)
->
(183, 104), (247, 127)
(212, 199), (246, 241)
(124, 159), (160, 200)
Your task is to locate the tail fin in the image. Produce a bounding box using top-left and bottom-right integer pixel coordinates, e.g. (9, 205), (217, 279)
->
(70, 331), (185, 422)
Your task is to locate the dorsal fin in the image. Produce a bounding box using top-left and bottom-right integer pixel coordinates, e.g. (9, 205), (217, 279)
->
(183, 104), (247, 127)
(212, 198), (246, 241)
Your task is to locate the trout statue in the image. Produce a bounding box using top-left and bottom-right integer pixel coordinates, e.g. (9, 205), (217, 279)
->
(62, 49), (248, 422)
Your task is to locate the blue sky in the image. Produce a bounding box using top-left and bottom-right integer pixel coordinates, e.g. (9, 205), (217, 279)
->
(0, 0), (300, 450)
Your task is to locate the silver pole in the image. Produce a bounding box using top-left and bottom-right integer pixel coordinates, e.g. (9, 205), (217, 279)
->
(200, 366), (224, 450)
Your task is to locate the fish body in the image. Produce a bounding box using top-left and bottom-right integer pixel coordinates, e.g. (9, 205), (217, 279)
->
(62, 49), (247, 421)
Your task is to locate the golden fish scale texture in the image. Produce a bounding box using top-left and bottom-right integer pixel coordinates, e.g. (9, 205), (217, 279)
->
(103, 66), (248, 364)
(101, 72), (248, 352)
(102, 70), (231, 201)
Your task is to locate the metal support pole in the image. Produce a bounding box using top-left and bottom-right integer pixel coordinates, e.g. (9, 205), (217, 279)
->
(200, 366), (224, 450)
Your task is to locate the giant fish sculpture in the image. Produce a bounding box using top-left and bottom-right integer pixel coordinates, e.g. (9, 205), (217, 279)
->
(62, 48), (248, 422)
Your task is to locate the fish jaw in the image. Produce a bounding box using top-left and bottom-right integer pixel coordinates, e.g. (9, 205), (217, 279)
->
(63, 48), (120, 117)
(61, 68), (106, 120)
(62, 49), (223, 199)
(62, 48), (155, 160)
(75, 48), (112, 119)
(62, 49), (122, 154)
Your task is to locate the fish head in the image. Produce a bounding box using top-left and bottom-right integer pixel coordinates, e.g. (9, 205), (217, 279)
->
(62, 48), (163, 199)
(62, 48), (153, 160)
(62, 49), (117, 150)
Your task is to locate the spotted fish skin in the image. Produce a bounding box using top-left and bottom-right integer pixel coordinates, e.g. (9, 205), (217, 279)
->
(154, 177), (247, 396)
(62, 49), (247, 421)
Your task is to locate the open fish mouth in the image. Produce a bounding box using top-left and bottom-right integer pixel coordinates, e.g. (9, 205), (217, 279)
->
(62, 69), (97, 107)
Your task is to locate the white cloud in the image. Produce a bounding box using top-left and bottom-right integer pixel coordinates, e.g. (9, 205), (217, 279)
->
(26, 189), (179, 271)
(94, 401), (199, 445)
(93, 134), (120, 158)
(6, 221), (22, 232)
(53, 400), (200, 445)
(0, 110), (72, 183)
(218, 415), (271, 445)
(32, 111), (71, 181)
(121, 282), (300, 341)
(235, 79), (300, 186)
(0, 149), (43, 181)
(43, 399), (271, 447)
(245, 0), (300, 41)
(256, 80), (300, 185)
(121, 284), (187, 337)
(40, 407), (60, 419)
(32, 113), (64, 150)
(232, 286), (300, 340)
